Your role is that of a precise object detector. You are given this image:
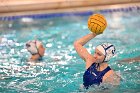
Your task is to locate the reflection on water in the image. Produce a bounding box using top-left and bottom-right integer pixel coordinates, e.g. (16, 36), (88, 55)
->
(0, 7), (140, 92)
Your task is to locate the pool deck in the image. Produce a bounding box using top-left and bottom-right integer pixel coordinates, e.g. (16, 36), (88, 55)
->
(0, 0), (140, 17)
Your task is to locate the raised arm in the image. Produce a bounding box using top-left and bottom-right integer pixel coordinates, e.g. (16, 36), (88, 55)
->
(73, 33), (97, 69)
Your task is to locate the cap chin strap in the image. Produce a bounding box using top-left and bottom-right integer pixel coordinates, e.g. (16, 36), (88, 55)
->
(96, 59), (107, 70)
(32, 53), (42, 58)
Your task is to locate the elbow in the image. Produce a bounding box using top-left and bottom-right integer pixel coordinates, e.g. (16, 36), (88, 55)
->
(73, 40), (83, 49)
(73, 41), (79, 49)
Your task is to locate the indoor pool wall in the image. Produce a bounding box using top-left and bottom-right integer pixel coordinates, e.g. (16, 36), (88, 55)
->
(0, 5), (140, 93)
(0, 0), (139, 13)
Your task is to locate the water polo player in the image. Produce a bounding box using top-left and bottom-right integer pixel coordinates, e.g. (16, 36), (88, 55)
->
(74, 33), (120, 89)
(26, 40), (45, 61)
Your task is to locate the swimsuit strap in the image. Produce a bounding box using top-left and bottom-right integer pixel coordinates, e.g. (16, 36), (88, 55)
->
(88, 63), (111, 82)
(98, 66), (111, 82)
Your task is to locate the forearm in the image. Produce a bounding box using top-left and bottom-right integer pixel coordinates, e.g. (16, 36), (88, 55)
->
(74, 33), (96, 46)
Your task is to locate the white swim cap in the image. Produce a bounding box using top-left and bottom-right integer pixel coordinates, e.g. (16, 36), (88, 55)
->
(26, 40), (42, 55)
(96, 43), (115, 62)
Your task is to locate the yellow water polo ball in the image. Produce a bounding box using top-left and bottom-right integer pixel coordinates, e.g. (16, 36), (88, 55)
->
(88, 14), (107, 35)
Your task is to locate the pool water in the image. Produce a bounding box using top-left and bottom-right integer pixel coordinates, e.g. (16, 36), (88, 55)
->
(0, 7), (140, 93)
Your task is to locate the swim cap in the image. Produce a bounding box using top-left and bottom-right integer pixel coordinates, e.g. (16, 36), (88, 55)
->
(26, 40), (42, 55)
(96, 43), (115, 62)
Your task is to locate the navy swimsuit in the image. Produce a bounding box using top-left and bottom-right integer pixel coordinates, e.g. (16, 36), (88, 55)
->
(83, 63), (111, 89)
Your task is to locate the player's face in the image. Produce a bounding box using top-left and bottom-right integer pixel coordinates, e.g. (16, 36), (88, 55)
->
(93, 48), (105, 63)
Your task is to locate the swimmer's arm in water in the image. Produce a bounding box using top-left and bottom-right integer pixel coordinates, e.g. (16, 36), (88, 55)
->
(103, 70), (121, 86)
(119, 56), (140, 63)
(74, 33), (97, 69)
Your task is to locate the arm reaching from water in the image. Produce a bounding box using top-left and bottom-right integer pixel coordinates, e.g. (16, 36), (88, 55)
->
(119, 56), (140, 63)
